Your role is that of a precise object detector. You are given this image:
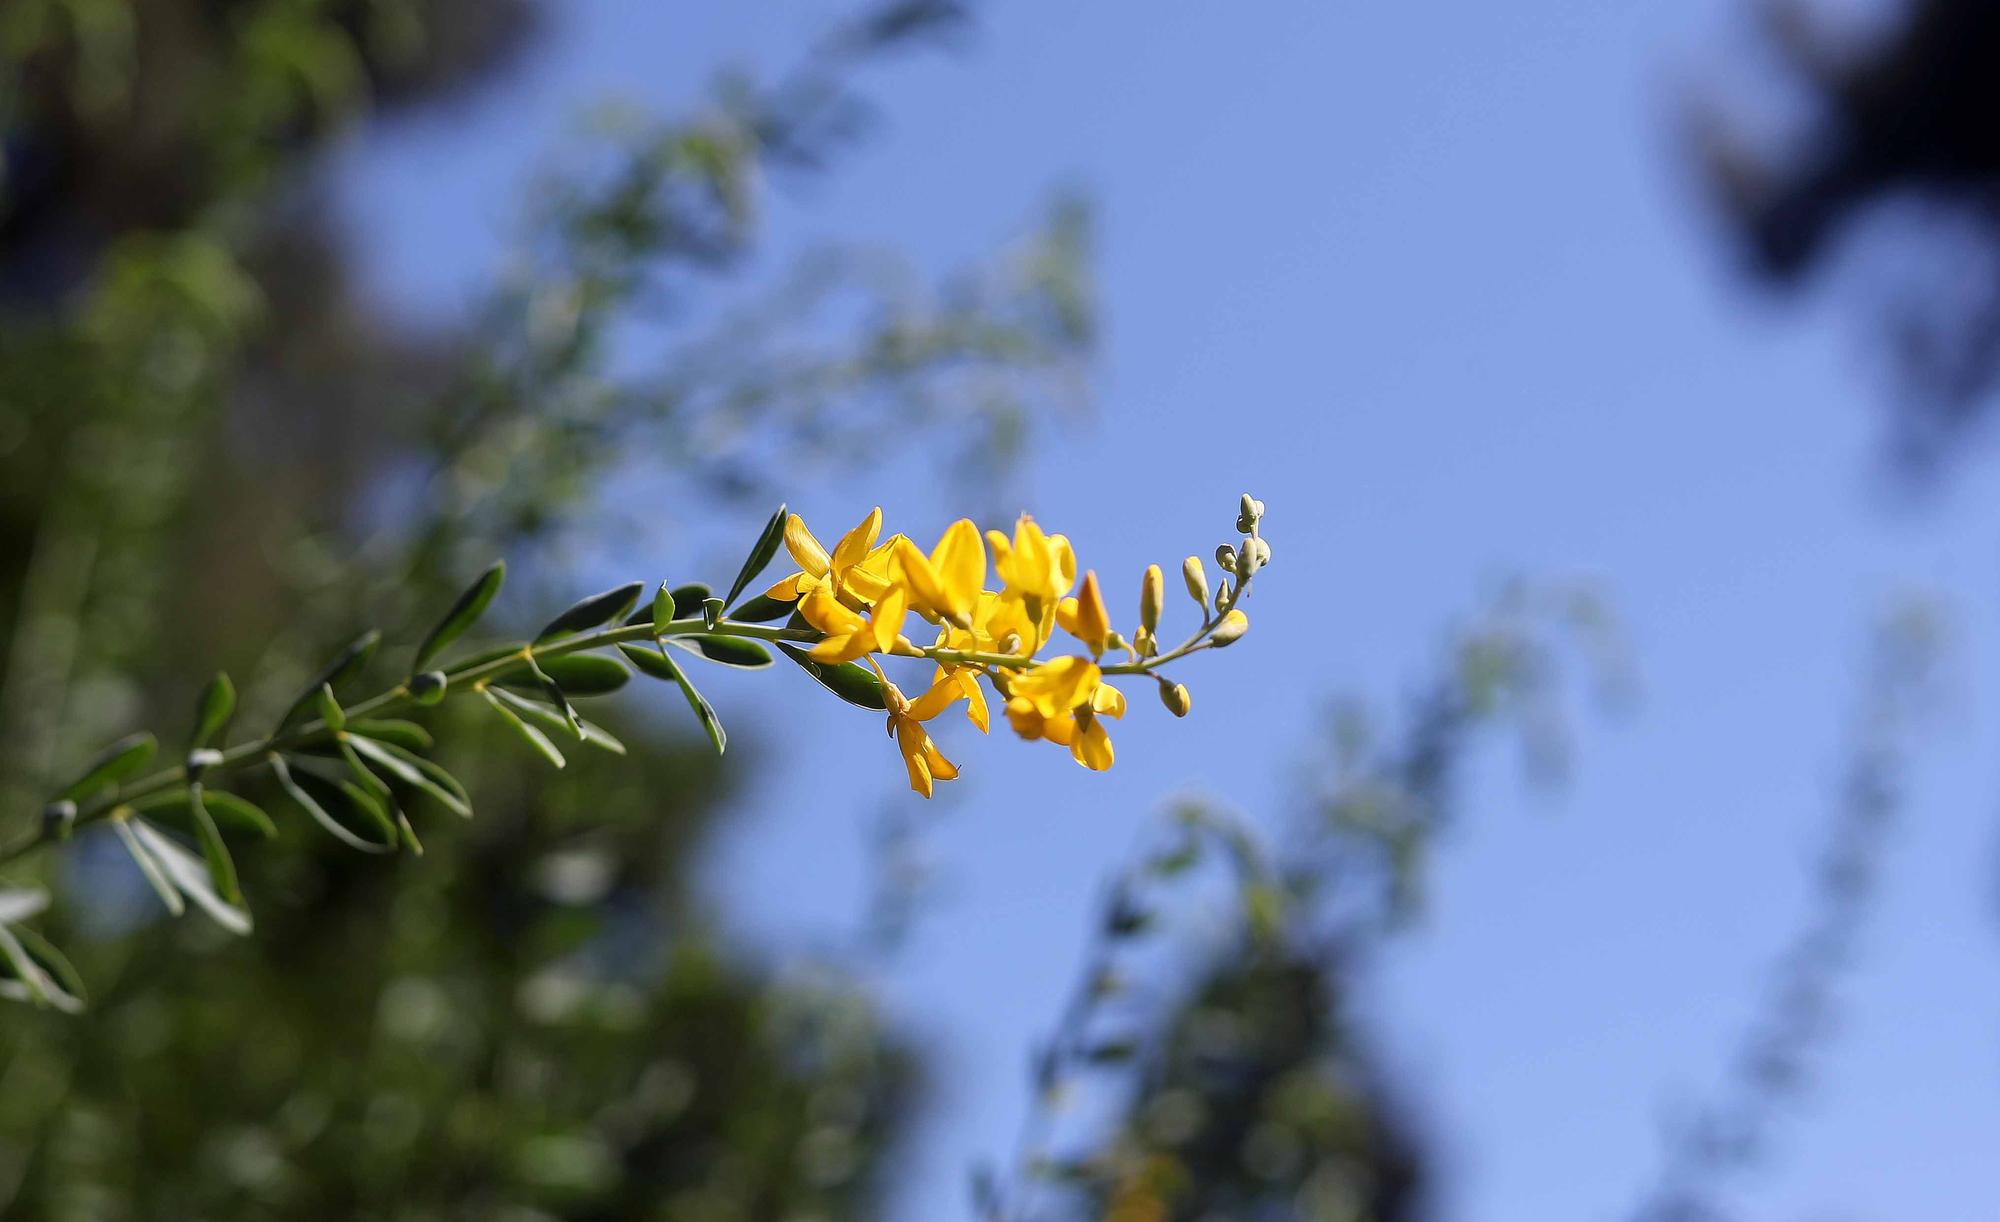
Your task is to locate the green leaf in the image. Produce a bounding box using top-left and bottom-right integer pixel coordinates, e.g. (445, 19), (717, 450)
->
(345, 718), (434, 752)
(112, 817), (184, 917)
(282, 630), (380, 726)
(58, 732), (157, 802)
(535, 581), (645, 643)
(128, 788), (276, 839)
(668, 635), (775, 669)
(191, 673), (235, 749)
(652, 580), (675, 634)
(776, 644), (888, 710)
(345, 734), (471, 819)
(186, 785), (241, 905)
(394, 804), (424, 857)
(0, 924), (86, 1013)
(0, 924), (83, 1014)
(315, 682), (345, 732)
(0, 889), (47, 926)
(725, 503), (789, 608)
(497, 652), (630, 697)
(128, 817), (251, 934)
(727, 593), (798, 624)
(481, 690), (566, 768)
(622, 646), (724, 755)
(485, 687), (624, 755)
(670, 583), (712, 619)
(269, 753), (393, 854)
(413, 561), (504, 671)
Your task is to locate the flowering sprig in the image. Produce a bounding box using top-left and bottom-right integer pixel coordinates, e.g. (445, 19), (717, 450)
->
(0, 496), (1268, 1010)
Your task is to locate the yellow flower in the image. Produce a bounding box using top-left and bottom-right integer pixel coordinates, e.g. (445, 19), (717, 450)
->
(764, 508), (900, 606)
(894, 519), (986, 629)
(799, 583), (909, 664)
(1003, 655), (1126, 771)
(891, 706), (960, 797)
(1055, 570), (1112, 656)
(987, 514), (1076, 647)
(904, 666), (990, 732)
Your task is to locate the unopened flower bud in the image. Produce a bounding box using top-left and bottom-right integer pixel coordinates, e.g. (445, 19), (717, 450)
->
(1250, 538), (1271, 570)
(42, 799), (76, 840)
(1134, 628), (1158, 658)
(1215, 544), (1237, 574)
(1236, 493), (1262, 534)
(1158, 680), (1192, 717)
(1182, 556), (1209, 609)
(185, 748), (224, 778)
(1139, 564), (1164, 635)
(411, 670), (449, 705)
(1209, 609), (1249, 647)
(1236, 538), (1258, 579)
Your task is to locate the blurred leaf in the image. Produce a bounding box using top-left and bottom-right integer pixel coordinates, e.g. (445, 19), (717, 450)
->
(315, 682), (346, 732)
(0, 923), (83, 1014)
(0, 890), (48, 926)
(668, 635), (775, 669)
(128, 818), (251, 934)
(191, 673), (235, 749)
(345, 718), (435, 752)
(186, 785), (242, 905)
(414, 561), (505, 670)
(111, 817), (184, 917)
(58, 732), (157, 802)
(725, 503), (788, 608)
(777, 643), (888, 710)
(269, 753), (393, 854)
(281, 630), (380, 727)
(485, 687), (624, 755)
(535, 581), (645, 643)
(129, 788), (277, 839)
(481, 690), (567, 769)
(346, 734), (471, 819)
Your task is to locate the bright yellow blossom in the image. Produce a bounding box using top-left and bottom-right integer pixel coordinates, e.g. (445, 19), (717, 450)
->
(764, 508), (901, 606)
(799, 583), (909, 664)
(894, 519), (986, 628)
(1003, 663), (1126, 771)
(905, 666), (990, 732)
(987, 514), (1076, 647)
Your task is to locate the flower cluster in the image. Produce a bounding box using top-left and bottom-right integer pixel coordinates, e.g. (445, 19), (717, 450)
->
(766, 495), (1270, 796)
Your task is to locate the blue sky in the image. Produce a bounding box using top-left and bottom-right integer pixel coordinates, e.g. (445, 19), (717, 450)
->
(336, 2), (2000, 1217)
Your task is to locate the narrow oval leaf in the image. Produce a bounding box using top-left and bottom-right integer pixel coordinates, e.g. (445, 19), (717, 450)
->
(668, 635), (775, 670)
(414, 561), (504, 671)
(777, 643), (888, 710)
(112, 817), (184, 916)
(269, 753), (393, 854)
(670, 584), (712, 619)
(535, 581), (645, 643)
(724, 503), (789, 609)
(346, 734), (471, 819)
(497, 652), (630, 697)
(59, 733), (157, 802)
(129, 788), (276, 839)
(315, 683), (346, 732)
(486, 687), (625, 756)
(129, 818), (251, 934)
(282, 630), (381, 727)
(0, 925), (86, 1012)
(191, 673), (235, 749)
(0, 924), (82, 1014)
(481, 690), (566, 768)
(726, 593), (798, 624)
(652, 580), (675, 634)
(630, 647), (724, 755)
(186, 785), (242, 905)
(344, 718), (434, 752)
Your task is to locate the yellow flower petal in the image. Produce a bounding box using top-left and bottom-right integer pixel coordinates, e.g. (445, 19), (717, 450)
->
(800, 586), (866, 636)
(1071, 712), (1114, 771)
(1010, 656), (1102, 719)
(870, 584), (909, 654)
(931, 519), (986, 624)
(784, 514), (831, 577)
(1091, 681), (1126, 720)
(831, 507), (883, 575)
